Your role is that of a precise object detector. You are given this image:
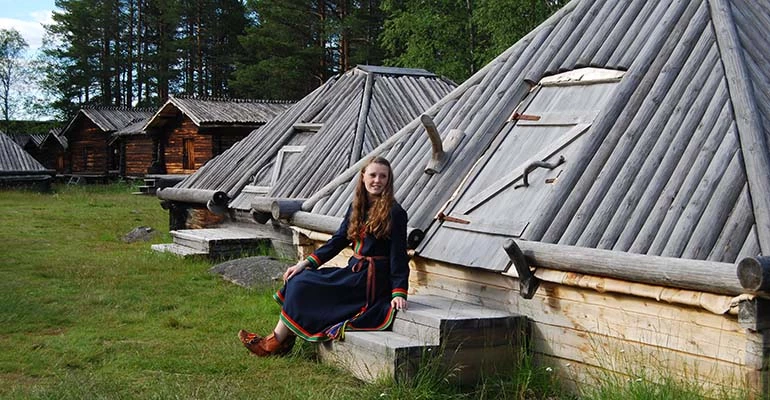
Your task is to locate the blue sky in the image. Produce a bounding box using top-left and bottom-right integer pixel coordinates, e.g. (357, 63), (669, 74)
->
(0, 0), (57, 53)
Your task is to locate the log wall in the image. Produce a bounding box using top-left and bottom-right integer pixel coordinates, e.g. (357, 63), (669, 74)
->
(162, 116), (252, 174)
(164, 117), (213, 174)
(123, 136), (155, 176)
(68, 119), (111, 174)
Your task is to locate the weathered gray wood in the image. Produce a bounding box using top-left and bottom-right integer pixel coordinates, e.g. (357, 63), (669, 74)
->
(503, 239), (539, 299)
(605, 53), (723, 252)
(271, 199), (304, 220)
(681, 153), (746, 260)
(350, 71), (373, 167)
(576, 0), (625, 66)
(544, 0), (601, 73)
(737, 256), (770, 292)
(290, 211), (343, 234)
(532, 0), (694, 243)
(510, 239), (744, 296)
(708, 184), (753, 262)
(710, 0), (770, 254)
(586, 26), (715, 250)
(656, 138), (739, 258)
(250, 196), (275, 213)
(591, 0), (650, 66)
(738, 298), (770, 331)
(628, 105), (733, 254)
(562, 2), (708, 247)
(156, 187), (228, 205)
(420, 114), (445, 175)
(617, 1), (681, 69)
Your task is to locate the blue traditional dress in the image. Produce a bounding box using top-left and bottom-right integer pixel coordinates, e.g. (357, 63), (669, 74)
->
(274, 203), (409, 341)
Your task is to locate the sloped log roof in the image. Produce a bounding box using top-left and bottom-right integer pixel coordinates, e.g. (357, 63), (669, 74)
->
(61, 107), (156, 137)
(161, 65), (456, 210)
(143, 96), (294, 130)
(300, 0), (770, 273)
(0, 132), (53, 178)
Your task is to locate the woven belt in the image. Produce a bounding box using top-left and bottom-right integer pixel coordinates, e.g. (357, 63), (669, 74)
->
(352, 254), (386, 305)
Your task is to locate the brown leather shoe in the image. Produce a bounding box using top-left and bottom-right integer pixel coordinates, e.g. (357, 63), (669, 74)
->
(238, 330), (295, 357)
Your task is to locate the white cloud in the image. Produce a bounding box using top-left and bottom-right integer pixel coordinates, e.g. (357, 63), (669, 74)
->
(0, 10), (53, 54)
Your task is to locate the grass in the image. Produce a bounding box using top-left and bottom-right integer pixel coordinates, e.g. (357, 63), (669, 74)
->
(0, 183), (755, 399)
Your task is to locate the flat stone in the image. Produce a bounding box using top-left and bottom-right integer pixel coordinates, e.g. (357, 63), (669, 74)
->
(123, 226), (157, 243)
(209, 256), (292, 288)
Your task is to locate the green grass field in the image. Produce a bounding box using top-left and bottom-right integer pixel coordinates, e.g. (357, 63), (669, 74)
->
(0, 183), (368, 399)
(0, 183), (746, 400)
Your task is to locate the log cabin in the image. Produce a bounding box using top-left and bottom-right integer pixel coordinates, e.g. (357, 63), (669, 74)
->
(262, 0), (770, 397)
(36, 128), (68, 173)
(140, 96), (293, 176)
(156, 66), (455, 233)
(60, 106), (155, 179)
(0, 132), (54, 189)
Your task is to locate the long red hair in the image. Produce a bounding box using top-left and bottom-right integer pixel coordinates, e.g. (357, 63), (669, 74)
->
(348, 157), (394, 240)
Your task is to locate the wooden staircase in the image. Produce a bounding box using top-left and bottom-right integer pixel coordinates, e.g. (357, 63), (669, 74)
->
(135, 174), (187, 196)
(152, 224), (270, 259)
(317, 294), (527, 384)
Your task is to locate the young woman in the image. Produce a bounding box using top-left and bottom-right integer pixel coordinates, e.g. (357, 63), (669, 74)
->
(238, 156), (409, 356)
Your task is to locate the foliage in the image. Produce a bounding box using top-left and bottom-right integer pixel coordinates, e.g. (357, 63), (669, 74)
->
(380, 0), (566, 83)
(0, 28), (31, 131)
(231, 0), (386, 100)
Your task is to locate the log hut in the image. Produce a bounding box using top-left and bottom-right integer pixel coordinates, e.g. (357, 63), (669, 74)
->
(37, 128), (67, 173)
(9, 129), (67, 173)
(0, 132), (55, 190)
(154, 66), (455, 256)
(60, 106), (155, 179)
(266, 0), (770, 396)
(141, 96), (293, 176)
(109, 116), (154, 178)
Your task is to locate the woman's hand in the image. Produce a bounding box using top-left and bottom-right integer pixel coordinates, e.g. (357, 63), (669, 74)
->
(283, 262), (308, 283)
(391, 297), (408, 311)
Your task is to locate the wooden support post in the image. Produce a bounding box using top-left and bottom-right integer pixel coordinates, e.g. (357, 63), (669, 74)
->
(503, 239), (540, 299)
(737, 256), (770, 293)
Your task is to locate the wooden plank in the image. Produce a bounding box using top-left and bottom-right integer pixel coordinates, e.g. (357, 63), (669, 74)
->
(531, 323), (761, 396)
(710, 0), (770, 254)
(458, 123), (590, 215)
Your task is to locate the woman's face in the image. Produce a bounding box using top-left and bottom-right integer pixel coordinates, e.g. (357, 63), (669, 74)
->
(363, 163), (389, 197)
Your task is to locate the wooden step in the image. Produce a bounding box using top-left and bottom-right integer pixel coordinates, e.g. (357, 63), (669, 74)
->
(151, 243), (207, 257)
(316, 294), (528, 384)
(169, 226), (271, 259)
(317, 330), (436, 382)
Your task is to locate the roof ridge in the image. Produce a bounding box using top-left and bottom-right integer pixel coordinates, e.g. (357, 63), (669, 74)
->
(171, 94), (295, 104)
(81, 105), (156, 112)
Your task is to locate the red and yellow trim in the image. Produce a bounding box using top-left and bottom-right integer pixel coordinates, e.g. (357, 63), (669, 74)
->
(391, 288), (407, 299)
(306, 254), (321, 268)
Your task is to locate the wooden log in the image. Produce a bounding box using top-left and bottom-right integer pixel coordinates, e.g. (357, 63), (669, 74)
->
(290, 211), (342, 234)
(656, 136), (738, 257)
(609, 59), (724, 252)
(272, 199), (304, 220)
(564, 2), (709, 247)
(709, 0), (770, 254)
(348, 72), (374, 165)
(156, 187), (228, 205)
(532, 0), (694, 243)
(510, 239), (744, 296)
(707, 184), (753, 263)
(250, 196), (275, 213)
(589, 29), (716, 250)
(591, 0), (650, 66)
(737, 256), (770, 292)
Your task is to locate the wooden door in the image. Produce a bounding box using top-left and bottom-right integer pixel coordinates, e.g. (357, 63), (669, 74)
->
(182, 138), (195, 170)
